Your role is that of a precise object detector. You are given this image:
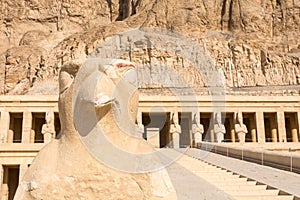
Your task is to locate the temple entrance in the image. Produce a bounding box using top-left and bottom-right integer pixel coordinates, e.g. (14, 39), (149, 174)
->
(142, 112), (170, 148)
(32, 113), (45, 143)
(243, 113), (257, 142)
(200, 113), (213, 142)
(2, 165), (19, 200)
(9, 113), (23, 143)
(225, 113), (234, 142)
(179, 113), (192, 148)
(285, 112), (299, 142)
(264, 113), (278, 142)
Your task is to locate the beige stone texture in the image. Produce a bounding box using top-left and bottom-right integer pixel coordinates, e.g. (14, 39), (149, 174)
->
(14, 60), (176, 200)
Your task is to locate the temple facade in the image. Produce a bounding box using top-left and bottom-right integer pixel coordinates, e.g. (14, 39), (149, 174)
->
(0, 91), (300, 199)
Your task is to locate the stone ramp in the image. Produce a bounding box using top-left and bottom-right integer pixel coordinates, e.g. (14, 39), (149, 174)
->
(166, 157), (234, 200)
(183, 148), (300, 199)
(177, 155), (294, 200)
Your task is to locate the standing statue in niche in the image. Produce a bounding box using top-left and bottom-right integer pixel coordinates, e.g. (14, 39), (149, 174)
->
(170, 112), (181, 148)
(214, 112), (226, 143)
(235, 112), (248, 143)
(192, 112), (204, 147)
(41, 111), (55, 143)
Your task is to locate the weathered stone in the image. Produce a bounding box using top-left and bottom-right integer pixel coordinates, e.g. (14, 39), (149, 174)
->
(14, 59), (176, 199)
(0, 0), (298, 94)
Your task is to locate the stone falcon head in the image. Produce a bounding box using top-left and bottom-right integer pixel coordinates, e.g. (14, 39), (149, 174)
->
(58, 58), (139, 142)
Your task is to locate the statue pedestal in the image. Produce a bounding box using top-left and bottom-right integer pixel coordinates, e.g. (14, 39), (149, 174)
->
(146, 128), (160, 148)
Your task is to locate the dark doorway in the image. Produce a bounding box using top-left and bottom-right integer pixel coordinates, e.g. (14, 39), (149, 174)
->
(179, 113), (191, 148)
(9, 113), (23, 143)
(32, 113), (45, 143)
(200, 113), (213, 142)
(264, 113), (278, 142)
(3, 165), (20, 200)
(142, 112), (170, 148)
(285, 112), (298, 142)
(264, 118), (272, 142)
(243, 113), (257, 142)
(224, 113), (234, 142)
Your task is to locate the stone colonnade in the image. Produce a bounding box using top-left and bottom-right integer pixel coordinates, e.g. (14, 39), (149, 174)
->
(0, 111), (59, 144)
(141, 111), (300, 147)
(0, 96), (58, 200)
(138, 95), (300, 147)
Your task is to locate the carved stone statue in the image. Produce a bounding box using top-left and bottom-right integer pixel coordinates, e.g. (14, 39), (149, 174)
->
(41, 111), (55, 143)
(192, 112), (204, 147)
(214, 112), (226, 143)
(235, 112), (248, 143)
(170, 111), (181, 148)
(15, 59), (176, 199)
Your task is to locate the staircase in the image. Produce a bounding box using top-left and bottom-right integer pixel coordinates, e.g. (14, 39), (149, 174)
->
(177, 154), (295, 200)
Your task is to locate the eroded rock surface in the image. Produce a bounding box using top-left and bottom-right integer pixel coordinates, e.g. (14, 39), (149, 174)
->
(0, 0), (299, 94)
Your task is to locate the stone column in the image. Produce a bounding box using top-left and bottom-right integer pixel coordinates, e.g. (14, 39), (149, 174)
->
(256, 111), (265, 143)
(22, 111), (32, 143)
(19, 163), (28, 184)
(271, 126), (278, 142)
(146, 128), (160, 148)
(230, 129), (235, 143)
(2, 166), (8, 200)
(249, 117), (257, 142)
(0, 111), (10, 143)
(290, 115), (298, 142)
(230, 114), (235, 143)
(277, 111), (286, 142)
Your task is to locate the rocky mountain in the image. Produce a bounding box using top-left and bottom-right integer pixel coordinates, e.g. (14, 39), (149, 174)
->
(0, 0), (299, 94)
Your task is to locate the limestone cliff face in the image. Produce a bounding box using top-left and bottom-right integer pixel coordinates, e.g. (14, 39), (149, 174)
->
(0, 0), (299, 94)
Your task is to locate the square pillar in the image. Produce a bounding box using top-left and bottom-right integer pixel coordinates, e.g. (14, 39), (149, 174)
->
(1, 166), (8, 200)
(230, 113), (235, 143)
(22, 112), (32, 143)
(146, 128), (160, 148)
(271, 127), (278, 142)
(0, 111), (10, 143)
(277, 111), (286, 142)
(19, 163), (28, 184)
(255, 111), (265, 143)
